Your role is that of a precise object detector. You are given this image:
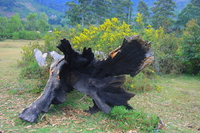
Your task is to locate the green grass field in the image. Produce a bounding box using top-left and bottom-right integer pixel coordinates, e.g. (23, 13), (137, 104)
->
(0, 40), (199, 133)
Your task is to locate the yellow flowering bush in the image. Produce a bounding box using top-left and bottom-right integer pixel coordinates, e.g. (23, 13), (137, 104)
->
(135, 13), (144, 30)
(142, 24), (182, 74)
(69, 18), (138, 54)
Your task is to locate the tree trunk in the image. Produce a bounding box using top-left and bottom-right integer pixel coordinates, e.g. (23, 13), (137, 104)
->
(19, 35), (154, 123)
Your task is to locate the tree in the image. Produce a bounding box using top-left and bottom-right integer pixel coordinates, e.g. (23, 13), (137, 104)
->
(151, 0), (176, 31)
(25, 13), (38, 31)
(78, 0), (92, 26)
(66, 0), (92, 27)
(91, 0), (109, 25)
(137, 0), (150, 24)
(37, 13), (50, 33)
(177, 0), (200, 27)
(181, 19), (200, 74)
(7, 13), (24, 33)
(66, 1), (82, 26)
(110, 0), (133, 24)
(0, 17), (8, 40)
(66, 0), (133, 26)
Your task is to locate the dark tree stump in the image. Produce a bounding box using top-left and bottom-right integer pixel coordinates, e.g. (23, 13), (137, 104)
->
(19, 35), (154, 122)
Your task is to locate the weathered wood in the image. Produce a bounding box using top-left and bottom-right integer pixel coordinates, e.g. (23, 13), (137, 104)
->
(19, 35), (154, 122)
(19, 59), (72, 122)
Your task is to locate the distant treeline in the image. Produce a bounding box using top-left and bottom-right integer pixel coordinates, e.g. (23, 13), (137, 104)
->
(0, 12), (70, 40)
(0, 0), (199, 33)
(65, 0), (200, 31)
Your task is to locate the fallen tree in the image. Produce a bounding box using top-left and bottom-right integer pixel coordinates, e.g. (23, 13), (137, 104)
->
(19, 35), (154, 123)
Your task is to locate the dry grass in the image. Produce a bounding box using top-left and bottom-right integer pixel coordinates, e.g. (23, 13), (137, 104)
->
(0, 39), (199, 133)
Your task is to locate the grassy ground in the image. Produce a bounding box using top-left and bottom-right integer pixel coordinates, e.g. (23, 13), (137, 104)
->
(0, 40), (199, 133)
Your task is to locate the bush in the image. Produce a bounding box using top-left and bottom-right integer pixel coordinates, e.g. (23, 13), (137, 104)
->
(18, 31), (42, 40)
(124, 67), (156, 92)
(69, 18), (138, 54)
(141, 25), (182, 74)
(109, 106), (160, 132)
(12, 32), (19, 39)
(180, 19), (200, 75)
(18, 41), (49, 92)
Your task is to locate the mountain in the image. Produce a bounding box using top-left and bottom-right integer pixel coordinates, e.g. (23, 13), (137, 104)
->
(0, 0), (190, 19)
(0, 0), (64, 18)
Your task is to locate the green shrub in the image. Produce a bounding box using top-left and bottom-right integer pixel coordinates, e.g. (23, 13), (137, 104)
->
(124, 67), (156, 93)
(109, 106), (159, 132)
(154, 33), (182, 74)
(18, 31), (42, 40)
(180, 19), (200, 75)
(18, 41), (49, 93)
(12, 32), (19, 39)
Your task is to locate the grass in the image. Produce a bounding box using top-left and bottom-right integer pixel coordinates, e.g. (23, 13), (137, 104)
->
(130, 75), (200, 132)
(0, 39), (200, 132)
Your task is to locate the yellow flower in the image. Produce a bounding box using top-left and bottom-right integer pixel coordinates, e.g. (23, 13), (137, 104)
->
(111, 17), (119, 23)
(147, 24), (152, 28)
(76, 24), (81, 28)
(136, 13), (143, 23)
(70, 28), (75, 33)
(131, 84), (135, 88)
(93, 27), (98, 32)
(97, 44), (101, 47)
(100, 25), (105, 31)
(83, 28), (90, 35)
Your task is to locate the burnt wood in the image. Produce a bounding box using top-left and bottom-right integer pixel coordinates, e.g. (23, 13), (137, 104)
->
(19, 35), (154, 122)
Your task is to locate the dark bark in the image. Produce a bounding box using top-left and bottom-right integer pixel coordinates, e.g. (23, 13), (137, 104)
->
(19, 59), (72, 122)
(19, 35), (154, 123)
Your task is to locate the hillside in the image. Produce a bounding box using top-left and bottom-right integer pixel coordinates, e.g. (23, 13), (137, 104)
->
(0, 0), (190, 19)
(41, 0), (190, 13)
(0, 0), (64, 18)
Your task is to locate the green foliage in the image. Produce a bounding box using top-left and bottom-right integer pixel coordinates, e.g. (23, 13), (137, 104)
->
(66, 0), (133, 26)
(18, 29), (64, 92)
(153, 33), (182, 74)
(7, 13), (24, 33)
(140, 23), (182, 74)
(137, 0), (150, 24)
(43, 29), (63, 52)
(0, 17), (8, 40)
(177, 0), (200, 27)
(110, 0), (133, 24)
(18, 41), (49, 92)
(0, 13), (44, 40)
(180, 19), (200, 75)
(151, 0), (177, 31)
(25, 13), (38, 31)
(12, 32), (20, 39)
(24, 31), (42, 40)
(91, 0), (110, 25)
(18, 41), (43, 72)
(124, 68), (156, 92)
(109, 106), (160, 132)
